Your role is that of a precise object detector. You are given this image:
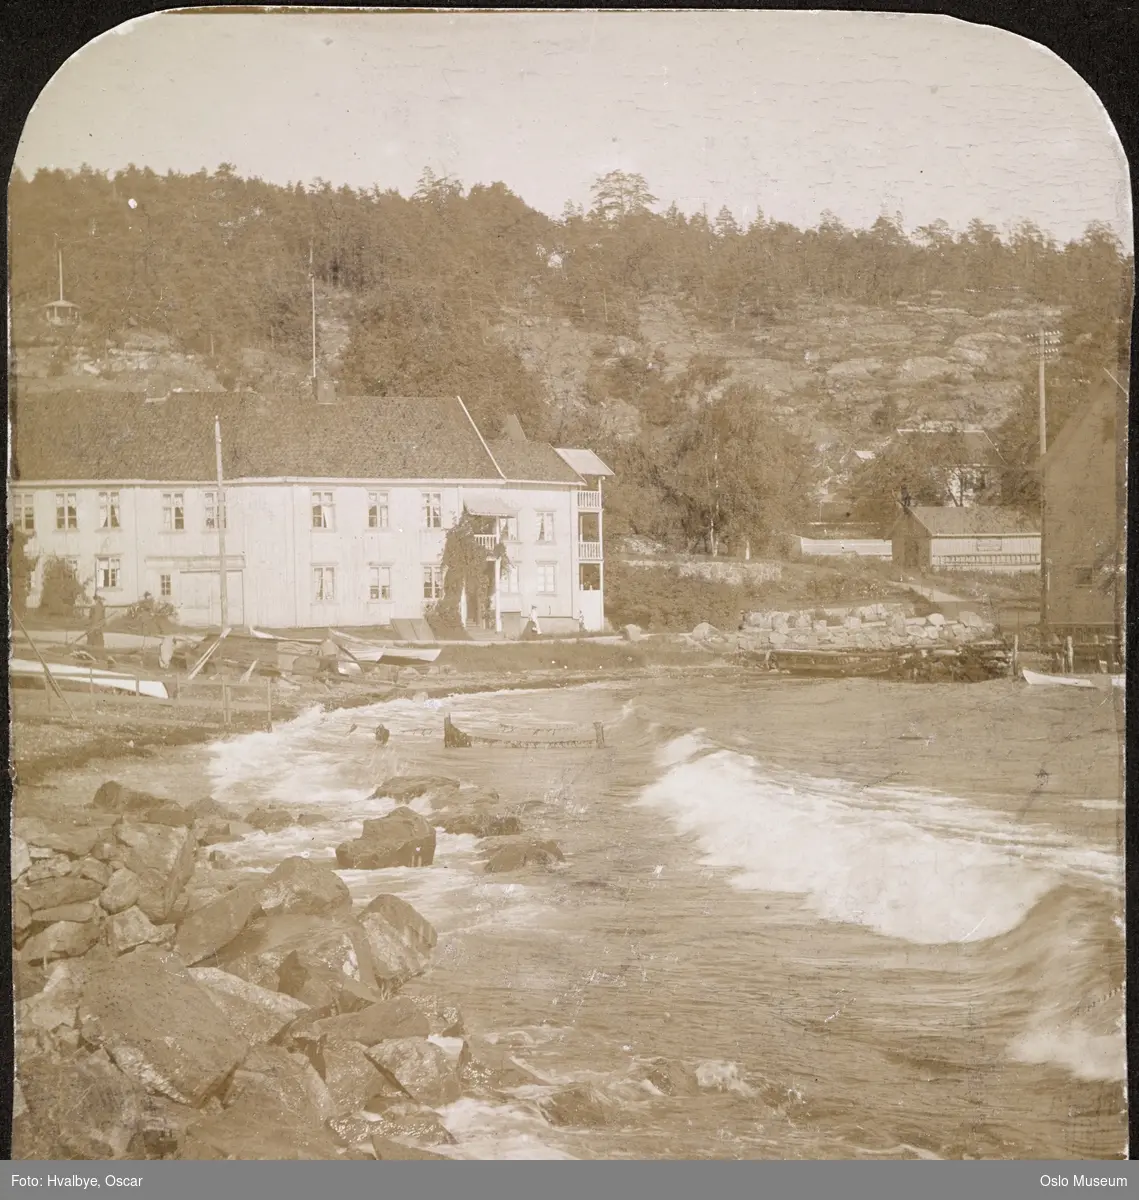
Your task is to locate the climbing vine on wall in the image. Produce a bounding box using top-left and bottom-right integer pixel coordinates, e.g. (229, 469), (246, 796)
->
(433, 511), (510, 628)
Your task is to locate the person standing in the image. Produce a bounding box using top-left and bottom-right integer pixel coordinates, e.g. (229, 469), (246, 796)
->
(87, 593), (106, 652)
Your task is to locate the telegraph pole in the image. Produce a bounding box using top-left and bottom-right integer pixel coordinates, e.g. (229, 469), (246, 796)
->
(1036, 328), (1060, 627)
(215, 415), (229, 628)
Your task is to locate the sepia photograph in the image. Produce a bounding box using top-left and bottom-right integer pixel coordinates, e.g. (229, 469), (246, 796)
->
(6, 8), (1130, 1165)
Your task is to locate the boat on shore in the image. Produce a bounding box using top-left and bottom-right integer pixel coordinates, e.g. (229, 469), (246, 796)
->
(1021, 667), (1122, 690)
(11, 658), (170, 700)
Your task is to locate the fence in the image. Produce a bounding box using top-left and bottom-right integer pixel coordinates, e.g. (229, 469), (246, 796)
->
(794, 537), (893, 560)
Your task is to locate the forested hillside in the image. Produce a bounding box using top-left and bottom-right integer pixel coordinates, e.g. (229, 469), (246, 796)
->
(9, 165), (1132, 549)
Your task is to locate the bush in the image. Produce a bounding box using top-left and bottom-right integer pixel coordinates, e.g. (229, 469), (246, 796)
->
(39, 555), (87, 616)
(605, 560), (747, 631)
(9, 527), (38, 616)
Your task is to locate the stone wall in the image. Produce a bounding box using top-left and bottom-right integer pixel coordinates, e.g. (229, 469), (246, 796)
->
(736, 602), (995, 653)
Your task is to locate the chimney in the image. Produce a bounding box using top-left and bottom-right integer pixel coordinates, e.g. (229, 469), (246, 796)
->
(501, 414), (527, 442)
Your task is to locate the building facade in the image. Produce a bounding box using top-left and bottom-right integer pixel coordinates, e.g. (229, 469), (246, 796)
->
(9, 391), (613, 632)
(1041, 378), (1125, 634)
(891, 505), (1040, 573)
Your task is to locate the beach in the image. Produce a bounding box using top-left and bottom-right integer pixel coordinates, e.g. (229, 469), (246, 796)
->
(11, 665), (1127, 1160)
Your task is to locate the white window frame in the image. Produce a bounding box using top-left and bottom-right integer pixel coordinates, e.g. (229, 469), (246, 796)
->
(368, 564), (392, 602)
(536, 511), (555, 543)
(313, 565), (337, 602)
(162, 492), (185, 532)
(11, 492), (35, 532)
(367, 491), (389, 530)
(537, 561), (557, 595)
(497, 515), (519, 542)
(55, 491), (78, 531)
(501, 562), (520, 593)
(159, 573), (173, 598)
(422, 492), (442, 529)
(578, 562), (602, 591)
(312, 490), (335, 530)
(98, 490), (121, 530)
(95, 556), (122, 591)
(204, 490), (227, 531)
(423, 564), (444, 600)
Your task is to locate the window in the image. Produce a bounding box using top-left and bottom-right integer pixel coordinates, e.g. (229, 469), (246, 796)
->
(55, 492), (78, 531)
(368, 564), (392, 601)
(159, 573), (173, 598)
(367, 491), (389, 529)
(579, 563), (601, 591)
(313, 566), (336, 602)
(11, 493), (34, 532)
(161, 492), (185, 531)
(98, 491), (121, 530)
(95, 556), (121, 591)
(422, 492), (442, 529)
(501, 562), (519, 593)
(497, 516), (518, 542)
(537, 561), (557, 595)
(423, 565), (444, 600)
(312, 491), (334, 530)
(974, 538), (1002, 554)
(204, 491), (227, 531)
(536, 511), (555, 543)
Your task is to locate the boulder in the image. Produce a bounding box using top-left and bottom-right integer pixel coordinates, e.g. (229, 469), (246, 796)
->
(194, 820), (236, 846)
(114, 821), (196, 922)
(622, 624), (644, 643)
(357, 894), (437, 985)
(214, 914), (378, 993)
(15, 962), (83, 1049)
(277, 951), (387, 1013)
(32, 901), (99, 926)
(22, 919), (102, 963)
(483, 839), (565, 874)
(100, 867), (143, 915)
(960, 609), (985, 629)
(927, 612), (947, 627)
(371, 775), (460, 803)
(642, 1057), (702, 1097)
(20, 823), (103, 859)
(400, 987), (466, 1037)
(223, 1044), (335, 1125)
(92, 781), (163, 815)
(11, 836), (31, 881)
(108, 906), (170, 955)
(77, 858), (111, 886)
(77, 949), (249, 1105)
(769, 630), (789, 648)
(189, 966), (309, 1046)
(308, 997), (431, 1046)
(312, 1038), (391, 1116)
(24, 854), (75, 883)
(174, 880), (263, 966)
(140, 803), (197, 828)
(19, 1051), (145, 1159)
(539, 1083), (610, 1128)
(438, 810), (523, 837)
(365, 1038), (462, 1106)
(13, 899), (33, 943)
(181, 1092), (343, 1160)
(371, 1137), (449, 1160)
(255, 856), (352, 919)
(246, 807), (296, 834)
(365, 1102), (457, 1146)
(17, 875), (102, 912)
(335, 807), (436, 869)
(459, 1036), (543, 1091)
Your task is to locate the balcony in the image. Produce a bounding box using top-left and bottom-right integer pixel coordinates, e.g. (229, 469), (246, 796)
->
(576, 490), (602, 510)
(578, 541), (603, 562)
(474, 533), (498, 552)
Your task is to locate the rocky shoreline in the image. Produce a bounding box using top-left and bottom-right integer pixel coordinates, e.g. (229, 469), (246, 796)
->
(12, 758), (675, 1161)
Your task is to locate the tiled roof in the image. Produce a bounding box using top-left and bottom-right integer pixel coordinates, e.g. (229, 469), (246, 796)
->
(907, 505), (1039, 536)
(488, 439), (584, 484)
(10, 391), (503, 482)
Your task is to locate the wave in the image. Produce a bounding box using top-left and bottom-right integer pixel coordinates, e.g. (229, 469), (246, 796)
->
(638, 734), (1120, 946)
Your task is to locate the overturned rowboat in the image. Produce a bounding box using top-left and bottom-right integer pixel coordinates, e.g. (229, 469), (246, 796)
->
(11, 658), (169, 700)
(444, 714), (605, 750)
(1021, 668), (1117, 690)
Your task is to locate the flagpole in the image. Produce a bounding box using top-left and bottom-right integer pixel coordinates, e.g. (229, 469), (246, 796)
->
(215, 415), (229, 628)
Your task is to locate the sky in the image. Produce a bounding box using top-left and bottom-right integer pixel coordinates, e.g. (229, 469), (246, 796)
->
(13, 9), (1133, 248)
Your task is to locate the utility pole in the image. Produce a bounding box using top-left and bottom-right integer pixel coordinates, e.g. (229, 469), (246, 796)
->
(58, 246), (65, 303)
(215, 415), (229, 628)
(309, 242), (318, 386)
(1036, 329), (1060, 627)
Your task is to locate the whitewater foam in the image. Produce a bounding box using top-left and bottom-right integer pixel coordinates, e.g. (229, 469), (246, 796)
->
(638, 735), (1117, 945)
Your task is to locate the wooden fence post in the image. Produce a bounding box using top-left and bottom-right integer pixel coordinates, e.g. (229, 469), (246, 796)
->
(1011, 635), (1019, 679)
(1065, 636), (1075, 675)
(266, 677), (273, 732)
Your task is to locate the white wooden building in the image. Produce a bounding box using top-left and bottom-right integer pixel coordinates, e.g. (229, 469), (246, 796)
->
(9, 391), (613, 632)
(890, 505), (1040, 574)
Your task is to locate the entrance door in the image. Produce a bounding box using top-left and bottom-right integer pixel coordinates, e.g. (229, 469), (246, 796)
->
(178, 570), (245, 628)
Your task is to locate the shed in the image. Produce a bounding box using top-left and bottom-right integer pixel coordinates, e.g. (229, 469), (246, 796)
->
(891, 506), (1040, 573)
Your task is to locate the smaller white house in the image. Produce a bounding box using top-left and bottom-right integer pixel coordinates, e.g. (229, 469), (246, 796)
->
(891, 505), (1040, 574)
